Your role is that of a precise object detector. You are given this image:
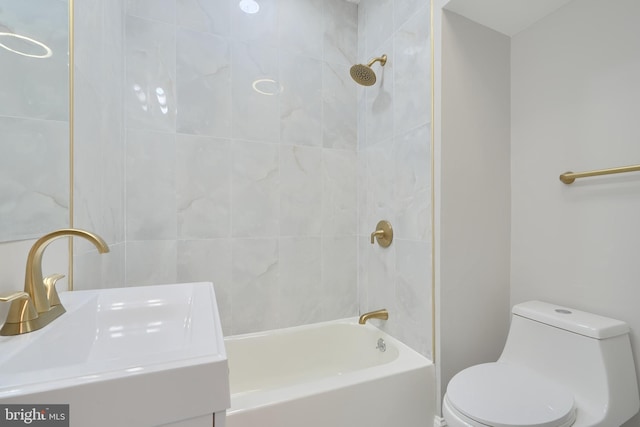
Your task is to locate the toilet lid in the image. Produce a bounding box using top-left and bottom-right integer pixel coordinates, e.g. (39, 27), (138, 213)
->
(446, 362), (576, 427)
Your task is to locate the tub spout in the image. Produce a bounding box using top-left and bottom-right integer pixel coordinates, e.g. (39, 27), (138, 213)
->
(358, 309), (389, 325)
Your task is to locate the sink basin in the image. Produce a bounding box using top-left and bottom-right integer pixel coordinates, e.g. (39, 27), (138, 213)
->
(0, 282), (230, 426)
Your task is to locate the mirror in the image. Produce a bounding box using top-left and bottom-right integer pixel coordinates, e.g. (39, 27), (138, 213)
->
(0, 0), (69, 242)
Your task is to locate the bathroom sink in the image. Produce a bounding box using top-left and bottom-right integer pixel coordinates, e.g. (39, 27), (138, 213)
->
(0, 282), (230, 426)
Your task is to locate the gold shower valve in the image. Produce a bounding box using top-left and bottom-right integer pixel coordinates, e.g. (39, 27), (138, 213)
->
(370, 220), (393, 247)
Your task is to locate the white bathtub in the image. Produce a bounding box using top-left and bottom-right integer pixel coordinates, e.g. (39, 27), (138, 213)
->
(224, 318), (435, 427)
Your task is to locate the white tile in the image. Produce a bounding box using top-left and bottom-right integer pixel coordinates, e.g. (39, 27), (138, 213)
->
(125, 16), (176, 132)
(323, 62), (357, 150)
(177, 239), (232, 333)
(126, 0), (176, 23)
(0, 0), (69, 121)
(394, 124), (431, 241)
(357, 149), (369, 236)
(358, 235), (396, 315)
(176, 29), (231, 137)
(280, 145), (322, 236)
(280, 53), (322, 147)
(231, 238), (280, 334)
(177, 0), (230, 35)
(126, 130), (177, 240)
(0, 117), (68, 241)
(321, 236), (358, 319)
(278, 236), (323, 327)
(231, 0), (278, 47)
(176, 135), (231, 239)
(101, 121), (126, 244)
(394, 0), (429, 32)
(393, 5), (431, 135)
(395, 239), (432, 357)
(101, 243), (127, 289)
(363, 0), (394, 58)
(364, 38), (394, 147)
(322, 149), (357, 235)
(323, 0), (358, 66)
(363, 138), (395, 235)
(357, 0), (367, 62)
(231, 141), (279, 237)
(73, 81), (104, 238)
(278, 0), (323, 59)
(74, 242), (126, 290)
(231, 41), (280, 143)
(279, 145), (322, 236)
(125, 240), (177, 286)
(357, 237), (370, 314)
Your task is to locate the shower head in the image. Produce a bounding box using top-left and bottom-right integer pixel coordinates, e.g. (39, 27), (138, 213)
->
(349, 54), (387, 86)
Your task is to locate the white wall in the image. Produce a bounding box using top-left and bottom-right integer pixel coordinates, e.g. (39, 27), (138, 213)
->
(511, 0), (640, 425)
(437, 8), (511, 407)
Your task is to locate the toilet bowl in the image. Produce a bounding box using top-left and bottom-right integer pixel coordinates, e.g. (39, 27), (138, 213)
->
(442, 363), (576, 427)
(442, 301), (640, 427)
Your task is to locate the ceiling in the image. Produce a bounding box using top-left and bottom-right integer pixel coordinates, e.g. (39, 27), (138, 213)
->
(443, 0), (574, 36)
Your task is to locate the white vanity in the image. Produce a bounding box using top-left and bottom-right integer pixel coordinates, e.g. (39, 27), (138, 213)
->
(0, 282), (230, 427)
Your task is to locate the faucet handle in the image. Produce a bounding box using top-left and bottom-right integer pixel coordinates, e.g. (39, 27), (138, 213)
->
(0, 292), (38, 324)
(43, 273), (66, 306)
(0, 291), (30, 303)
(370, 220), (393, 247)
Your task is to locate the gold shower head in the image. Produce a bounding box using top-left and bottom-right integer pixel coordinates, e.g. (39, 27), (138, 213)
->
(349, 54), (387, 86)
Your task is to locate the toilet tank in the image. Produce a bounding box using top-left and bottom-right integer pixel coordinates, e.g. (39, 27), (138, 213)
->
(499, 301), (639, 425)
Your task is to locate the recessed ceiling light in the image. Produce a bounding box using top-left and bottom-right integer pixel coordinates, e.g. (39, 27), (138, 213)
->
(239, 0), (260, 14)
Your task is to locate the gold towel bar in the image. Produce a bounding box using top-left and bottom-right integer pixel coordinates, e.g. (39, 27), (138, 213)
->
(560, 164), (640, 184)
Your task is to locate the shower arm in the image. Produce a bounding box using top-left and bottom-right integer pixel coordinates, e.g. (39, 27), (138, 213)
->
(367, 55), (387, 67)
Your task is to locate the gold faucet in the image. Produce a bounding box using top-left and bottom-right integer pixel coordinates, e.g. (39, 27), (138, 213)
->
(358, 308), (389, 325)
(0, 228), (109, 336)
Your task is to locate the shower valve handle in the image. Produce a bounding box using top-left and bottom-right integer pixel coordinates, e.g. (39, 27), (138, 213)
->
(370, 230), (384, 244)
(370, 220), (393, 248)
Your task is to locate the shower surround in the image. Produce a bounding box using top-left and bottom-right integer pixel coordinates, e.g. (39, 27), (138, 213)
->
(73, 0), (432, 357)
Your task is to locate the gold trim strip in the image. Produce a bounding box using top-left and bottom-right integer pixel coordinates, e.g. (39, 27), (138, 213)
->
(68, 0), (75, 291)
(559, 164), (640, 184)
(430, 0), (436, 364)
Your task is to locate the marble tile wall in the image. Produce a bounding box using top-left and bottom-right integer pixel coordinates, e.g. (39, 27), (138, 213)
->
(70, 0), (432, 353)
(357, 0), (433, 358)
(121, 0), (359, 335)
(73, 0), (126, 290)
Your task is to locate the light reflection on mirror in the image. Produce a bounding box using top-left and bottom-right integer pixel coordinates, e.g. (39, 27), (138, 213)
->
(133, 84), (148, 111)
(0, 32), (52, 58)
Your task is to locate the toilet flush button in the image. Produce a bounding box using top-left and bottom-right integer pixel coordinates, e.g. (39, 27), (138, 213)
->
(555, 309), (572, 314)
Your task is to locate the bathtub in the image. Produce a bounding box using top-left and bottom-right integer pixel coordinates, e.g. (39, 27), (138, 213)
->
(224, 318), (435, 427)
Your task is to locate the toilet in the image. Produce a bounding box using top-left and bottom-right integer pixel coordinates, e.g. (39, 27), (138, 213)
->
(443, 301), (640, 426)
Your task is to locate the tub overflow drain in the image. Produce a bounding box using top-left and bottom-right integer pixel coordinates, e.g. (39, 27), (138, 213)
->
(376, 338), (386, 352)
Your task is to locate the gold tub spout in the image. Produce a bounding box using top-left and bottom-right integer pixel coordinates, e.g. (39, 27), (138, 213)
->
(0, 228), (109, 336)
(358, 308), (389, 325)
